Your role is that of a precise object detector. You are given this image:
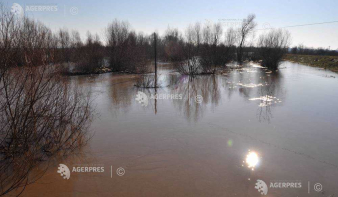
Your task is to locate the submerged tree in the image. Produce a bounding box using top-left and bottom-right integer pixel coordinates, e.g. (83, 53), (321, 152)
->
(257, 29), (291, 70)
(223, 27), (238, 62)
(163, 27), (184, 62)
(75, 32), (104, 73)
(106, 19), (151, 73)
(175, 23), (202, 75)
(199, 22), (224, 73)
(0, 6), (93, 195)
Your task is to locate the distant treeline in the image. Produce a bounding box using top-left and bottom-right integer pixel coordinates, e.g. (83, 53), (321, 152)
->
(1, 7), (293, 75)
(288, 45), (338, 56)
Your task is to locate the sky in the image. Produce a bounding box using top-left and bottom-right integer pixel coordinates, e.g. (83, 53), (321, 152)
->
(3, 0), (338, 49)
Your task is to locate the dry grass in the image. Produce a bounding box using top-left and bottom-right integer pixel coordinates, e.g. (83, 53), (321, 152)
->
(284, 54), (338, 72)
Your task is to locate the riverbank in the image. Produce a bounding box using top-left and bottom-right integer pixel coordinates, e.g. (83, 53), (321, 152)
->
(284, 54), (338, 72)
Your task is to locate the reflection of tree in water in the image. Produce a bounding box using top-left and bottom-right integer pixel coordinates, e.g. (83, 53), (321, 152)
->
(256, 72), (284, 122)
(170, 75), (220, 122)
(221, 65), (265, 99)
(221, 68), (256, 100)
(221, 65), (285, 122)
(68, 74), (137, 114)
(107, 65), (174, 113)
(107, 75), (138, 113)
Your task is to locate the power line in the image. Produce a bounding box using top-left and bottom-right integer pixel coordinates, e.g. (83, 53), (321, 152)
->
(256, 20), (338, 30)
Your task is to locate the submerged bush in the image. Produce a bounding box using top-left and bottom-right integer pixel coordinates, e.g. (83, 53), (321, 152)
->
(257, 29), (291, 70)
(106, 20), (151, 73)
(0, 6), (93, 195)
(0, 65), (93, 196)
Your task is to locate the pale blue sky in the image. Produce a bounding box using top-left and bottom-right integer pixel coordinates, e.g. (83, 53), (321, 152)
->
(4, 0), (338, 49)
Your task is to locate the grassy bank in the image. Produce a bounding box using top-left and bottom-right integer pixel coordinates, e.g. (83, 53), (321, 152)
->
(284, 54), (338, 72)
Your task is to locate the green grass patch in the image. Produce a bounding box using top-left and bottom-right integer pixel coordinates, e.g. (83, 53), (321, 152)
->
(284, 54), (338, 72)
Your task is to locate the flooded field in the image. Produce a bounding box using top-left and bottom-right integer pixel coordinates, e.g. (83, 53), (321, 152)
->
(21, 61), (338, 197)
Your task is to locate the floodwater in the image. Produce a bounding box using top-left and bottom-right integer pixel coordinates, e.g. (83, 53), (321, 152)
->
(20, 61), (338, 197)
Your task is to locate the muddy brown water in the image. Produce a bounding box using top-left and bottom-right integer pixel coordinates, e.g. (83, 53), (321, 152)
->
(19, 61), (338, 197)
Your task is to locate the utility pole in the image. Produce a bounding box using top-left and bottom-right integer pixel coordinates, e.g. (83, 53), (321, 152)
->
(154, 32), (157, 87)
(154, 32), (157, 114)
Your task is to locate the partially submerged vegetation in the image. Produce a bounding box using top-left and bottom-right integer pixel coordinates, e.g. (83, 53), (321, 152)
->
(135, 75), (162, 88)
(171, 14), (290, 75)
(284, 54), (338, 72)
(1, 4), (334, 194)
(0, 5), (93, 195)
(0, 9), (292, 79)
(257, 29), (291, 70)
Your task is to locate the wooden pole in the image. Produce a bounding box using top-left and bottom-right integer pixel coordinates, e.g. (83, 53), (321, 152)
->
(154, 33), (157, 87)
(154, 33), (157, 114)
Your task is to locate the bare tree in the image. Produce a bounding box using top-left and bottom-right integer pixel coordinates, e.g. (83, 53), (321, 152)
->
(175, 24), (201, 75)
(0, 66), (93, 196)
(106, 19), (130, 71)
(0, 4), (22, 76)
(163, 27), (184, 61)
(212, 22), (223, 46)
(211, 22), (223, 65)
(237, 14), (256, 63)
(222, 27), (238, 62)
(193, 22), (202, 51)
(199, 22), (224, 73)
(202, 22), (213, 45)
(106, 19), (150, 73)
(176, 21), (227, 75)
(0, 7), (93, 195)
(224, 27), (238, 47)
(257, 29), (291, 70)
(68, 30), (83, 63)
(71, 32), (104, 74)
(57, 28), (71, 62)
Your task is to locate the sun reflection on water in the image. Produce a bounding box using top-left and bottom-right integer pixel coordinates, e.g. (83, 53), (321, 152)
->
(243, 150), (260, 171)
